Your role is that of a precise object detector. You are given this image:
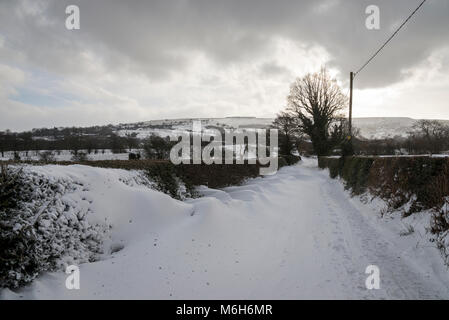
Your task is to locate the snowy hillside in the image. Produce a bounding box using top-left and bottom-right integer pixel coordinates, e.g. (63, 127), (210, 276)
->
(351, 117), (416, 139)
(116, 117), (274, 139)
(115, 117), (449, 140)
(2, 159), (449, 299)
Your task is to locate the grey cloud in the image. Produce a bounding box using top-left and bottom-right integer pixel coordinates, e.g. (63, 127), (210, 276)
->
(259, 61), (291, 78)
(1, 0), (449, 132)
(2, 0), (448, 87)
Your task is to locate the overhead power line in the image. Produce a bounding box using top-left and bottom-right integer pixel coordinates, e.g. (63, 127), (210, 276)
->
(354, 0), (427, 77)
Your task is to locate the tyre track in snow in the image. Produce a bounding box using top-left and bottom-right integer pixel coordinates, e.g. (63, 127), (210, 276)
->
(313, 166), (449, 299)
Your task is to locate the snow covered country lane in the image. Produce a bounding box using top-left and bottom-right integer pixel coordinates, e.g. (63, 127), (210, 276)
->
(2, 158), (449, 300)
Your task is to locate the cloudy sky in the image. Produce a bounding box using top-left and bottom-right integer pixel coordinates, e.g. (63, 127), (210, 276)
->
(1, 0), (448, 131)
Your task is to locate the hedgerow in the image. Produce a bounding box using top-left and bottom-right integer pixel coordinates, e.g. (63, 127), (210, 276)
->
(319, 156), (449, 264)
(0, 164), (108, 288)
(319, 156), (449, 212)
(5, 157), (297, 196)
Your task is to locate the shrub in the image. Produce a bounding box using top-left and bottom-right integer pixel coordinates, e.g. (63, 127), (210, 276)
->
(319, 155), (449, 265)
(143, 135), (174, 160)
(71, 152), (87, 162)
(39, 151), (55, 162)
(144, 162), (188, 200)
(277, 157), (288, 169)
(128, 152), (141, 160)
(318, 157), (344, 180)
(319, 156), (449, 214)
(176, 163), (260, 189)
(0, 164), (107, 288)
(340, 157), (374, 195)
(281, 155), (302, 166)
(431, 199), (449, 265)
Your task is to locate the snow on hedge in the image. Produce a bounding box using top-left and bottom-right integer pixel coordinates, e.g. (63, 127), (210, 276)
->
(0, 164), (193, 288)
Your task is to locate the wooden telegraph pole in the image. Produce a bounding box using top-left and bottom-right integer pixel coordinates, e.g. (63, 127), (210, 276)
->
(349, 71), (354, 137)
(342, 71), (355, 156)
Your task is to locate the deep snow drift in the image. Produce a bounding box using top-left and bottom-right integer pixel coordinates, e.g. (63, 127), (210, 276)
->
(2, 159), (449, 299)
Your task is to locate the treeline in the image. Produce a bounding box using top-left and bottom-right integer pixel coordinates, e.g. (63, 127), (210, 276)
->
(276, 118), (449, 157)
(0, 128), (140, 157)
(354, 120), (449, 156)
(0, 122), (278, 162)
(0, 133), (136, 157)
(0, 121), (180, 157)
(271, 67), (449, 157)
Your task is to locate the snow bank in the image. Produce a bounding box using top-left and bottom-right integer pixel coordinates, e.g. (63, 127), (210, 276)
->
(0, 164), (194, 289)
(2, 159), (449, 299)
(22, 164), (194, 246)
(5, 163), (316, 298)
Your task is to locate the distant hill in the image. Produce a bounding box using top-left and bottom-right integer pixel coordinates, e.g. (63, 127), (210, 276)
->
(5, 116), (449, 141)
(115, 117), (449, 140)
(353, 117), (449, 140)
(353, 117), (417, 140)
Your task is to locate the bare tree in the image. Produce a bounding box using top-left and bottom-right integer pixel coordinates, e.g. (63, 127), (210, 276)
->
(143, 135), (173, 160)
(125, 133), (138, 152)
(408, 120), (449, 154)
(272, 112), (302, 156)
(110, 133), (125, 154)
(0, 132), (5, 158)
(286, 68), (348, 156)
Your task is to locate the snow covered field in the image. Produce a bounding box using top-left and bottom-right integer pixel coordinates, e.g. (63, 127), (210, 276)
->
(2, 158), (449, 299)
(0, 149), (137, 162)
